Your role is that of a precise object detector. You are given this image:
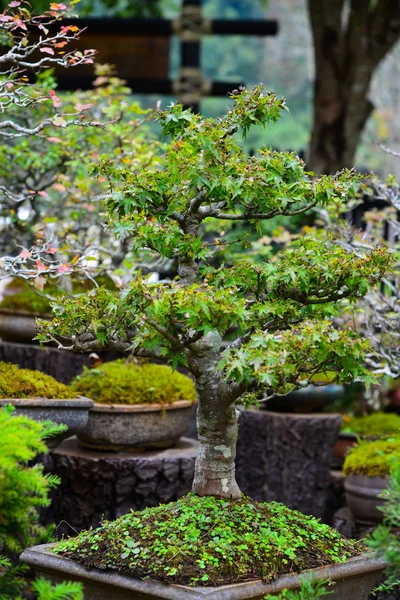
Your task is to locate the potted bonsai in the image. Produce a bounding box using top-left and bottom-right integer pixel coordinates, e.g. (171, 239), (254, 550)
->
(0, 362), (93, 449)
(0, 276), (117, 343)
(17, 86), (393, 598)
(0, 279), (52, 343)
(334, 411), (400, 468)
(70, 359), (196, 451)
(343, 437), (400, 525)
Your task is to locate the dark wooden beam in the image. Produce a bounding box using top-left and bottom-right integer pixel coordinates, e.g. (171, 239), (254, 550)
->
(55, 76), (242, 97)
(40, 17), (278, 38)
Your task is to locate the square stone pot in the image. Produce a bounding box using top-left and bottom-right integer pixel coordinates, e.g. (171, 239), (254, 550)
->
(21, 543), (386, 600)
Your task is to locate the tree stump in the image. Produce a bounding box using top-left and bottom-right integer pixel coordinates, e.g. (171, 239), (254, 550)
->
(236, 410), (342, 518)
(41, 436), (198, 536)
(0, 340), (119, 383)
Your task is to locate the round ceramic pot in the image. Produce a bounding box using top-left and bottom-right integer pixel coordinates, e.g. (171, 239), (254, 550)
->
(0, 397), (93, 450)
(345, 473), (388, 524)
(332, 432), (358, 469)
(263, 384), (344, 413)
(77, 400), (194, 452)
(0, 308), (48, 343)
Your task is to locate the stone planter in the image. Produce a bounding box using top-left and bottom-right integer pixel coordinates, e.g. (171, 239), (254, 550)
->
(0, 397), (93, 450)
(0, 308), (45, 343)
(345, 473), (388, 524)
(21, 544), (386, 600)
(262, 384), (344, 413)
(77, 400), (194, 452)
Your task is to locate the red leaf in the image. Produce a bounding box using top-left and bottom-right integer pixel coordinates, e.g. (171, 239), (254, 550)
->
(36, 259), (46, 271)
(49, 89), (62, 108)
(34, 276), (45, 291)
(57, 263), (71, 274)
(74, 103), (93, 112)
(46, 247), (58, 254)
(19, 248), (32, 259)
(40, 47), (55, 55)
(12, 16), (27, 30)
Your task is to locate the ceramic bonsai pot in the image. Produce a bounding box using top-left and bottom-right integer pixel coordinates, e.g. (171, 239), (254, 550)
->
(76, 400), (195, 451)
(344, 473), (388, 524)
(263, 384), (344, 413)
(0, 397), (93, 450)
(0, 308), (43, 342)
(21, 543), (386, 600)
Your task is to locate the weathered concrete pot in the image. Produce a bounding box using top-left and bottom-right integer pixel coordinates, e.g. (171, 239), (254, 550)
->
(76, 400), (194, 451)
(0, 308), (40, 342)
(0, 397), (93, 450)
(345, 473), (388, 524)
(263, 384), (344, 413)
(21, 544), (386, 600)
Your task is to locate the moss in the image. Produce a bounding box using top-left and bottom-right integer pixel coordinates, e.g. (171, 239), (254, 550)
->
(0, 362), (72, 399)
(341, 412), (400, 437)
(0, 276), (117, 315)
(70, 360), (196, 405)
(54, 494), (360, 587)
(343, 438), (400, 478)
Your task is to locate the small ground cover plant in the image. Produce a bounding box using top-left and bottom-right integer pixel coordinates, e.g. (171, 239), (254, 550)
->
(343, 438), (400, 478)
(0, 362), (71, 398)
(55, 494), (360, 587)
(70, 359), (196, 405)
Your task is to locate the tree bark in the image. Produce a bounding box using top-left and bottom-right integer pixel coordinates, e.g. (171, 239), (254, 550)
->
(307, 0), (400, 174)
(188, 334), (242, 499)
(193, 397), (241, 499)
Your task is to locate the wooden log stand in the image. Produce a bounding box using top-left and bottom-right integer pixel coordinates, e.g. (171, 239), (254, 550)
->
(235, 410), (342, 518)
(41, 437), (198, 537)
(0, 340), (119, 383)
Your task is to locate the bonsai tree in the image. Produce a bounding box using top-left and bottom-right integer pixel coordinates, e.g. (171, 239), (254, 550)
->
(36, 86), (394, 499)
(0, 2), (165, 295)
(311, 174), (400, 385)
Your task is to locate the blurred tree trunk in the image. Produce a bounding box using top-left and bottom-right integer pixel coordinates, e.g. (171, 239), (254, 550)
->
(307, 0), (400, 174)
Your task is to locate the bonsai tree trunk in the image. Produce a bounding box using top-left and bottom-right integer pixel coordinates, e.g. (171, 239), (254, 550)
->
(188, 336), (242, 500)
(307, 0), (400, 174)
(193, 394), (241, 499)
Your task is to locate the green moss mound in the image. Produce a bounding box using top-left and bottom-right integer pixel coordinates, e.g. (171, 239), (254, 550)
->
(70, 360), (196, 405)
(54, 494), (360, 587)
(342, 412), (400, 437)
(0, 362), (72, 399)
(343, 438), (400, 477)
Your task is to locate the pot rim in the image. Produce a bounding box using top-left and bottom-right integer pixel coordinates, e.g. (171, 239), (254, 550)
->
(0, 395), (93, 408)
(89, 399), (195, 413)
(262, 410), (343, 419)
(0, 307), (50, 318)
(20, 543), (387, 599)
(345, 473), (389, 484)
